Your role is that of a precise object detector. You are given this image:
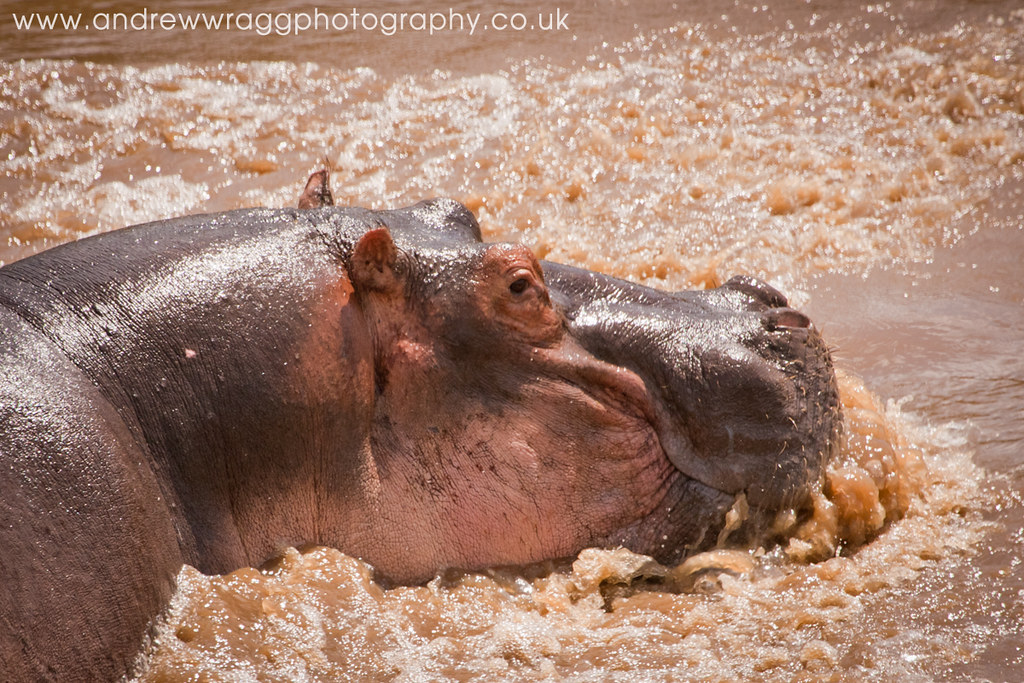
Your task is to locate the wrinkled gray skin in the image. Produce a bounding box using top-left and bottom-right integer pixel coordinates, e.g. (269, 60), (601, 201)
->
(0, 199), (839, 681)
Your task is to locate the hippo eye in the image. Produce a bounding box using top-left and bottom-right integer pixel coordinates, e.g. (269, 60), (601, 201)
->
(508, 278), (530, 295)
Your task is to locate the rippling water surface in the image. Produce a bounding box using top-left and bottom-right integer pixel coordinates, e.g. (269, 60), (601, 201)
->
(3, 0), (1023, 679)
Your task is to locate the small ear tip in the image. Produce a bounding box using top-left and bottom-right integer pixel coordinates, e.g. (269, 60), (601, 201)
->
(297, 168), (334, 209)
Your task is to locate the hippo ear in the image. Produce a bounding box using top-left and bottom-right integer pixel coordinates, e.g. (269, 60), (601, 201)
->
(297, 167), (334, 209)
(350, 227), (400, 293)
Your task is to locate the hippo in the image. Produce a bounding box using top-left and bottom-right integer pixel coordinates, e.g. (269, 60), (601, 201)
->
(0, 172), (840, 680)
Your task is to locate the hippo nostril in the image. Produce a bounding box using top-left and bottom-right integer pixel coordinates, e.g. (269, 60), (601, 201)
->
(722, 275), (789, 308)
(764, 307), (812, 330)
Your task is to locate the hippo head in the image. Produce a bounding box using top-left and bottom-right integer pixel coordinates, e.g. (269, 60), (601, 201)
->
(335, 199), (841, 580)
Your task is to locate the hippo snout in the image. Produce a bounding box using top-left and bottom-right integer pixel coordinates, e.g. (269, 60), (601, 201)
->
(674, 276), (840, 511)
(546, 264), (841, 533)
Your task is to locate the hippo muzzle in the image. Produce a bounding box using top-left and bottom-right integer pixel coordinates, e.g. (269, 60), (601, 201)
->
(545, 264), (842, 526)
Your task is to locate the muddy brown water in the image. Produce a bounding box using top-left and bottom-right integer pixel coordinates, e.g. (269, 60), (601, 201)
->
(2, 0), (1023, 679)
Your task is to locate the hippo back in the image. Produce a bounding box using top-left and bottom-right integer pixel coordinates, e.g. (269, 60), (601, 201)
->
(0, 304), (180, 680)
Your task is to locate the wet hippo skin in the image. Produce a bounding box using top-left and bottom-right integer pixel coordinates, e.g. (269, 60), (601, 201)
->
(0, 197), (839, 680)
